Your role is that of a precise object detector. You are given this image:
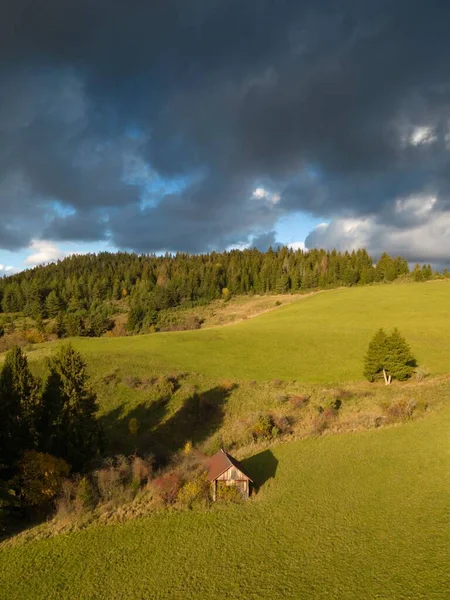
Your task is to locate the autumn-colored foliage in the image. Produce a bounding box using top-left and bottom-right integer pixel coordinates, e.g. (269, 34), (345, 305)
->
(14, 450), (70, 507)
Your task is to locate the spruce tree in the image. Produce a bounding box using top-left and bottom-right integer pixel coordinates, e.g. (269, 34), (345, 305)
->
(45, 290), (62, 318)
(40, 344), (101, 471)
(363, 328), (390, 383)
(364, 328), (416, 384)
(0, 346), (40, 470)
(386, 328), (416, 381)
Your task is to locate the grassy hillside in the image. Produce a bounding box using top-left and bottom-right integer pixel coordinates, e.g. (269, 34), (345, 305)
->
(2, 281), (450, 599)
(1, 403), (449, 599)
(27, 281), (450, 384)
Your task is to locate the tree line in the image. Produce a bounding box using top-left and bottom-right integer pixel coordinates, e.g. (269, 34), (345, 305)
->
(0, 345), (101, 519)
(0, 247), (440, 336)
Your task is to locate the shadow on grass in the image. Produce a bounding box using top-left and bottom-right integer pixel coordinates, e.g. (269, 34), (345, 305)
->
(242, 449), (278, 491)
(100, 385), (235, 463)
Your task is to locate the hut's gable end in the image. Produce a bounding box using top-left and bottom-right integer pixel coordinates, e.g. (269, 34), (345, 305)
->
(216, 466), (250, 481)
(207, 449), (252, 500)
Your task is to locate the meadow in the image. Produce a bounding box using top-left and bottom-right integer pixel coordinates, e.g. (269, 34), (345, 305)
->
(26, 280), (450, 385)
(1, 404), (449, 599)
(1, 281), (450, 599)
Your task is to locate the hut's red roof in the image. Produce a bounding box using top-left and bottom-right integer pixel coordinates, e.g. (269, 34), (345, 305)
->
(207, 449), (253, 482)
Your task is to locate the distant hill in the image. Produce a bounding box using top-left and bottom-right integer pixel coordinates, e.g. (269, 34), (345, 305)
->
(0, 247), (433, 339)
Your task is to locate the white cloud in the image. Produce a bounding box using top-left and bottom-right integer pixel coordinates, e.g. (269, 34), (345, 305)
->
(395, 194), (437, 216)
(305, 209), (450, 263)
(408, 125), (437, 146)
(0, 264), (14, 273)
(287, 241), (307, 251)
(252, 187), (268, 199)
(271, 193), (281, 205)
(24, 240), (66, 267)
(252, 187), (281, 206)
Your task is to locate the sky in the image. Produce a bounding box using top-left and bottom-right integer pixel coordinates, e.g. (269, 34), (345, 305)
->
(1, 0), (450, 272)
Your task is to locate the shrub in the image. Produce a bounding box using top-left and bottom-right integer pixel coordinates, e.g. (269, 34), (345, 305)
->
(415, 366), (430, 382)
(14, 451), (70, 507)
(153, 376), (176, 399)
(177, 472), (211, 508)
(219, 379), (235, 392)
(251, 413), (274, 440)
(75, 476), (97, 512)
(310, 413), (329, 436)
(128, 418), (140, 436)
(216, 484), (243, 503)
(105, 322), (127, 337)
(131, 455), (153, 485)
(383, 398), (417, 422)
(152, 471), (182, 506)
(289, 394), (310, 408)
(123, 376), (142, 389)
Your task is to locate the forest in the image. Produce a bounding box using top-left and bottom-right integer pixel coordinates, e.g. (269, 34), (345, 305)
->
(0, 247), (438, 337)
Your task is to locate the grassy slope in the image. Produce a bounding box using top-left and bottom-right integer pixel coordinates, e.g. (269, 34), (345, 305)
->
(2, 282), (450, 599)
(1, 405), (449, 600)
(27, 281), (450, 384)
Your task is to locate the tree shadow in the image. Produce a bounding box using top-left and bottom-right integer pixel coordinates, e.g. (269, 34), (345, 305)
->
(99, 385), (234, 463)
(99, 395), (171, 457)
(242, 449), (278, 491)
(151, 385), (233, 462)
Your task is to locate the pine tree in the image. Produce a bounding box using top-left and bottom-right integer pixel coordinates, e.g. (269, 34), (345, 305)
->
(40, 344), (101, 471)
(363, 328), (390, 383)
(364, 328), (416, 384)
(45, 290), (62, 318)
(0, 346), (40, 470)
(385, 328), (416, 381)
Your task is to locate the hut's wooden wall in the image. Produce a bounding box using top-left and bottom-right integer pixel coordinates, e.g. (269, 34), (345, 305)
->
(213, 467), (250, 500)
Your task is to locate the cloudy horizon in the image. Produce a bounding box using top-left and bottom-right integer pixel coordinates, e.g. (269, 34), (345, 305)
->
(1, 1), (450, 272)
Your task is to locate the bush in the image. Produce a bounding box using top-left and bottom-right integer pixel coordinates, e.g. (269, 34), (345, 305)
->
(251, 413), (275, 440)
(14, 451), (70, 507)
(310, 413), (329, 436)
(123, 376), (142, 389)
(75, 476), (97, 512)
(128, 418), (140, 436)
(415, 366), (430, 382)
(289, 394), (310, 408)
(177, 472), (211, 508)
(152, 471), (182, 506)
(383, 398), (418, 422)
(216, 484), (243, 503)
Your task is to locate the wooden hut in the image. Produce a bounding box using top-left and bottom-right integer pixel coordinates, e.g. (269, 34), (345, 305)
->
(207, 448), (253, 500)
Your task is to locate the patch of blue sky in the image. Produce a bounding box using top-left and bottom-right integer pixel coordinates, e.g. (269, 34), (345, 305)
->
(275, 212), (326, 247)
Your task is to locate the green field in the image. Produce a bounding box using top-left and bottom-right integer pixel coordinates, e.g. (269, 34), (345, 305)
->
(1, 405), (449, 599)
(2, 281), (450, 599)
(27, 281), (450, 384)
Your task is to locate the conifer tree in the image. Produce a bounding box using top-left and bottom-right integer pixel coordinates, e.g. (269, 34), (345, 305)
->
(364, 328), (416, 384)
(0, 346), (40, 470)
(385, 328), (416, 381)
(40, 344), (101, 471)
(363, 328), (390, 383)
(45, 290), (62, 318)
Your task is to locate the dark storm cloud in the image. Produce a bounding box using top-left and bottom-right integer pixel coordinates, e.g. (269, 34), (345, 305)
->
(2, 0), (450, 259)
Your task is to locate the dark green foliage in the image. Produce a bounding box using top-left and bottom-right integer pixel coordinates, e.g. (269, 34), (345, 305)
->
(40, 345), (102, 471)
(0, 248), (417, 338)
(364, 329), (390, 382)
(0, 347), (40, 472)
(386, 328), (417, 381)
(364, 328), (416, 383)
(45, 290), (62, 318)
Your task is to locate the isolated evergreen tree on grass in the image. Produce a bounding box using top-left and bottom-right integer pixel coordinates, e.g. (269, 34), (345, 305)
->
(364, 328), (416, 384)
(40, 344), (102, 471)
